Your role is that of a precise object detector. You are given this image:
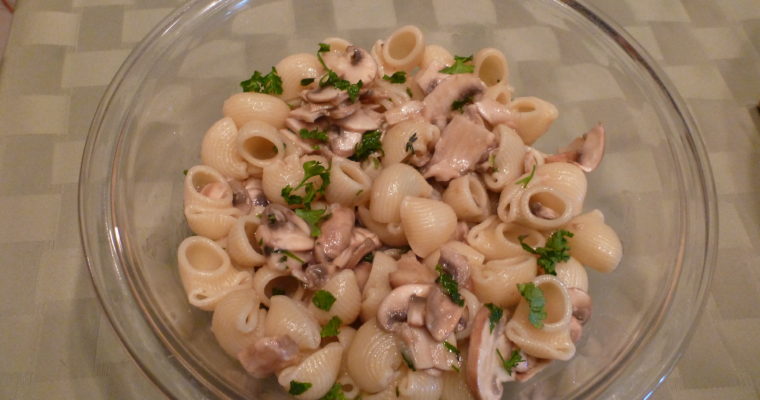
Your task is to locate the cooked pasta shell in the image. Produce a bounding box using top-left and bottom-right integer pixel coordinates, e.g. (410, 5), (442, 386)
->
(466, 216), (545, 261)
(483, 125), (524, 192)
(441, 370), (475, 400)
(177, 236), (253, 311)
(322, 37), (352, 52)
(471, 256), (537, 308)
(513, 185), (576, 230)
(422, 241), (486, 272)
(483, 82), (513, 106)
(397, 370), (442, 400)
(346, 319), (402, 393)
(264, 295), (321, 350)
(508, 96), (558, 145)
(505, 275), (575, 360)
(360, 252), (398, 322)
(565, 210), (622, 273)
(400, 197), (457, 258)
(382, 120), (439, 167)
(262, 154), (326, 206)
(326, 158), (372, 207)
(421, 44), (454, 70)
(455, 288), (482, 340)
(184, 204), (242, 240)
(226, 214), (267, 268)
(534, 162), (587, 214)
(236, 120), (286, 169)
(252, 266), (305, 308)
(275, 53), (324, 101)
(555, 256), (589, 291)
(474, 47), (509, 87)
(277, 342), (344, 400)
(442, 174), (490, 222)
(382, 25), (425, 71)
(308, 269), (362, 325)
(370, 163), (433, 223)
(184, 165), (233, 209)
(201, 117), (248, 180)
(210, 288), (261, 357)
(223, 92), (290, 129)
(358, 206), (407, 247)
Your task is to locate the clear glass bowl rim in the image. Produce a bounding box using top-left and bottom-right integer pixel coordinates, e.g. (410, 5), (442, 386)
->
(78, 0), (719, 398)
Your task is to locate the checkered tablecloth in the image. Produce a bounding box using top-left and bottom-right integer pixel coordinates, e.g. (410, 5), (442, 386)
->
(0, 0), (758, 398)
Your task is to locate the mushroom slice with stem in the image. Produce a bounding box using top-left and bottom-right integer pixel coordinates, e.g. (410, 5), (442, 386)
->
(376, 283), (433, 331)
(425, 286), (465, 342)
(545, 123), (605, 172)
(255, 204), (314, 252)
(438, 244), (471, 287)
(321, 45), (378, 85)
(422, 74), (486, 129)
(396, 323), (459, 372)
(314, 205), (355, 264)
(466, 307), (514, 400)
(332, 227), (381, 270)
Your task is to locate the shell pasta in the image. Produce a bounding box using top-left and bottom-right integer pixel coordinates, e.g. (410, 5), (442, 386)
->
(178, 25), (621, 400)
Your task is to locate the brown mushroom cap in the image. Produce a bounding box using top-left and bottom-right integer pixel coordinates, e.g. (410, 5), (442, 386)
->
(466, 307), (513, 400)
(545, 123), (605, 172)
(567, 287), (592, 325)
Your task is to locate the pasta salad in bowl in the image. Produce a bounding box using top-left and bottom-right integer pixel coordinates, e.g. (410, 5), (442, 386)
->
(79, 1), (716, 399)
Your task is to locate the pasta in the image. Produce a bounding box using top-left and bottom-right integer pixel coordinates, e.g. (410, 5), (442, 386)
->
(177, 26), (622, 400)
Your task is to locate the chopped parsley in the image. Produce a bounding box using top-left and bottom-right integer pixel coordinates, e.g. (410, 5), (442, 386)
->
(312, 290), (337, 311)
(451, 364), (461, 372)
(496, 348), (524, 375)
(382, 71), (407, 84)
(281, 160), (331, 207)
(320, 316), (342, 338)
(271, 287), (286, 296)
(299, 128), (328, 142)
(315, 43), (363, 103)
(406, 87), (413, 98)
(487, 153), (496, 172)
(289, 380), (312, 395)
(518, 230), (574, 275)
(240, 66), (283, 95)
(295, 208), (329, 237)
(182, 169), (188, 175)
(361, 252), (374, 263)
(485, 303), (503, 333)
(318, 42), (331, 54)
(451, 95), (474, 112)
(349, 130), (383, 162)
(405, 133), (418, 154)
(439, 55), (474, 74)
(435, 264), (465, 306)
(515, 165), (536, 188)
(300, 77), (315, 86)
(443, 342), (460, 355)
(517, 283), (547, 329)
(267, 213), (278, 225)
(401, 351), (416, 371)
(319, 383), (348, 400)
(273, 249), (305, 264)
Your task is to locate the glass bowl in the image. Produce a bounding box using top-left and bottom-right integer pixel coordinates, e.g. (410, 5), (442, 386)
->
(79, 0), (717, 398)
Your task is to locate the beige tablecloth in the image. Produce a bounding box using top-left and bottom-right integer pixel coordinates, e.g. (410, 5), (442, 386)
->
(0, 0), (758, 398)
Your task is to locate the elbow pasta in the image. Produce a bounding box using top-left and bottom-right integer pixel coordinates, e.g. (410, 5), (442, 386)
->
(177, 25), (623, 400)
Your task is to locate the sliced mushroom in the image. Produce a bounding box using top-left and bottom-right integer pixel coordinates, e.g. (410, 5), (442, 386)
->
(396, 323), (459, 371)
(424, 114), (496, 182)
(425, 286), (465, 342)
(474, 98), (516, 128)
(529, 201), (559, 220)
(332, 227), (381, 270)
(302, 263), (330, 289)
(384, 100), (424, 126)
(329, 100), (361, 120)
(328, 126), (363, 158)
(304, 86), (344, 103)
(422, 74), (486, 129)
(514, 355), (552, 382)
(289, 103), (331, 123)
(466, 307), (513, 400)
(321, 45), (378, 85)
(237, 335), (299, 379)
(228, 179), (252, 214)
(315, 205), (356, 264)
(407, 295), (427, 327)
(336, 108), (384, 132)
(389, 252), (437, 288)
(438, 244), (471, 287)
(200, 181), (229, 200)
(255, 204), (314, 252)
(376, 283), (433, 331)
(415, 59), (451, 94)
(545, 123), (605, 172)
(567, 287), (592, 343)
(353, 260), (372, 291)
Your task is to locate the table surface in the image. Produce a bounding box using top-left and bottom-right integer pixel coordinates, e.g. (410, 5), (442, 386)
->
(0, 0), (758, 399)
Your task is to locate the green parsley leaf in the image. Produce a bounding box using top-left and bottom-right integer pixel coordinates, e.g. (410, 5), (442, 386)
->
(406, 87), (413, 98)
(361, 252), (374, 263)
(382, 71), (407, 84)
(182, 169), (188, 175)
(299, 128), (328, 142)
(451, 95), (474, 112)
(518, 229), (574, 275)
(273, 249), (305, 264)
(435, 264), (465, 306)
(318, 42), (331, 53)
(271, 287), (286, 296)
(312, 290), (337, 311)
(320, 316), (342, 338)
(318, 70), (363, 103)
(451, 364), (461, 373)
(496, 348), (524, 375)
(439, 55), (474, 74)
(515, 165), (536, 188)
(241, 66), (283, 95)
(349, 130), (383, 161)
(289, 380), (312, 395)
(488, 153), (496, 172)
(517, 283), (547, 328)
(281, 160), (331, 207)
(485, 303), (503, 333)
(318, 383), (348, 400)
(405, 133), (418, 154)
(401, 351), (416, 371)
(300, 77), (316, 86)
(295, 208), (329, 237)
(443, 342), (460, 355)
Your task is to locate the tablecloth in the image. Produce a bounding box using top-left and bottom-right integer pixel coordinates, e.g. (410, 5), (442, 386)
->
(0, 0), (758, 398)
